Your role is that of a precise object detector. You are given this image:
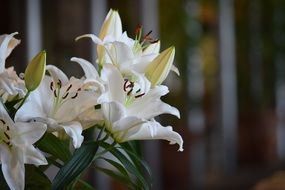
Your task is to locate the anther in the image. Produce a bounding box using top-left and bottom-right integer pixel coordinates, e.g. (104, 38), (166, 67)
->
(135, 93), (145, 98)
(6, 126), (9, 131)
(57, 79), (62, 88)
(4, 132), (10, 140)
(71, 93), (78, 99)
(136, 89), (141, 93)
(0, 119), (6, 125)
(66, 84), (72, 92)
(62, 92), (69, 99)
(54, 90), (58, 97)
(135, 24), (142, 35)
(127, 89), (133, 96)
(150, 39), (159, 44)
(50, 82), (54, 91)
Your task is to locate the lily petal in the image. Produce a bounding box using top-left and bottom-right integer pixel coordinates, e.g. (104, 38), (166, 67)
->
(100, 64), (125, 103)
(71, 57), (99, 78)
(61, 121), (84, 148)
(46, 65), (69, 85)
(127, 85), (180, 119)
(0, 144), (25, 190)
(23, 146), (48, 166)
(13, 121), (46, 146)
(102, 102), (126, 123)
(0, 32), (20, 72)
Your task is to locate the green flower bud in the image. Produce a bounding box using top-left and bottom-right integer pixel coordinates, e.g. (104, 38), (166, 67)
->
(25, 51), (46, 91)
(145, 46), (175, 86)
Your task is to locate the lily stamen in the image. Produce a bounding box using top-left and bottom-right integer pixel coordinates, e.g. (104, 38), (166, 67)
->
(62, 92), (69, 99)
(50, 81), (54, 91)
(0, 119), (6, 125)
(4, 132), (10, 140)
(66, 84), (72, 92)
(71, 93), (78, 99)
(135, 93), (145, 98)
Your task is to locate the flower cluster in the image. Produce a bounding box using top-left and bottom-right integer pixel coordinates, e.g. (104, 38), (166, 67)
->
(0, 9), (183, 190)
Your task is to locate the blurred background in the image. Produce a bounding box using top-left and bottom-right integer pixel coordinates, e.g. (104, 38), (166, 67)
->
(1, 0), (285, 189)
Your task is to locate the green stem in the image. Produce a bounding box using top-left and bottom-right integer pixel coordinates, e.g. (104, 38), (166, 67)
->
(17, 91), (30, 110)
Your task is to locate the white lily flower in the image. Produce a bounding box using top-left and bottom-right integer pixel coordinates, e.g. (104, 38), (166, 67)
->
(76, 10), (160, 73)
(0, 102), (47, 190)
(77, 61), (183, 151)
(0, 32), (25, 100)
(15, 65), (100, 148)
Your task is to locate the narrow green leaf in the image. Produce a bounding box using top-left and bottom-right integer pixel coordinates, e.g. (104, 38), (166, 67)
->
(25, 165), (51, 190)
(95, 167), (134, 189)
(98, 141), (150, 189)
(36, 133), (71, 162)
(52, 141), (99, 190)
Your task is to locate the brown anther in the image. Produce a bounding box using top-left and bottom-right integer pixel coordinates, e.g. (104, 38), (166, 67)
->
(135, 24), (142, 35)
(71, 93), (78, 99)
(6, 126), (9, 131)
(4, 132), (10, 140)
(136, 89), (141, 93)
(150, 39), (159, 44)
(57, 79), (62, 88)
(66, 84), (72, 92)
(77, 88), (81, 92)
(53, 90), (58, 97)
(3, 140), (10, 146)
(62, 92), (69, 99)
(50, 82), (54, 91)
(0, 119), (6, 125)
(135, 93), (145, 98)
(123, 80), (129, 92)
(127, 89), (133, 96)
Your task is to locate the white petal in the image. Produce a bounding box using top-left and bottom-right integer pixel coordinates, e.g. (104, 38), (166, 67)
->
(71, 57), (99, 79)
(0, 144), (25, 190)
(23, 146), (47, 166)
(0, 101), (16, 129)
(0, 32), (20, 72)
(171, 64), (180, 76)
(14, 77), (53, 122)
(124, 120), (183, 151)
(75, 34), (103, 45)
(46, 65), (69, 85)
(102, 102), (126, 123)
(100, 9), (122, 39)
(127, 85), (180, 119)
(13, 122), (46, 146)
(61, 121), (84, 148)
(106, 41), (134, 66)
(100, 64), (125, 103)
(143, 40), (160, 55)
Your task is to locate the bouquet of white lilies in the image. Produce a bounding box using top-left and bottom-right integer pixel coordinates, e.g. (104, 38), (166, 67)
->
(0, 9), (183, 190)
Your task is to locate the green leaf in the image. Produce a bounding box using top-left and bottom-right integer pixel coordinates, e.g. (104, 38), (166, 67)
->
(25, 165), (51, 190)
(25, 50), (46, 91)
(95, 166), (135, 189)
(98, 141), (150, 190)
(0, 169), (9, 190)
(52, 141), (99, 190)
(36, 133), (71, 162)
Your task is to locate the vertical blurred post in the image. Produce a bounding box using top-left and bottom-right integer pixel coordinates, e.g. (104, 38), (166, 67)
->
(218, 0), (238, 173)
(140, 0), (161, 189)
(90, 1), (109, 189)
(273, 2), (285, 159)
(90, 0), (107, 67)
(26, 0), (42, 61)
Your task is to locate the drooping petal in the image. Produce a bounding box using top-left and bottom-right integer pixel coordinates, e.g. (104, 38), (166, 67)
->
(46, 65), (69, 85)
(71, 57), (99, 78)
(75, 34), (103, 45)
(116, 119), (183, 151)
(0, 32), (20, 72)
(127, 85), (180, 119)
(60, 121), (84, 148)
(12, 121), (46, 146)
(0, 144), (25, 190)
(23, 146), (47, 166)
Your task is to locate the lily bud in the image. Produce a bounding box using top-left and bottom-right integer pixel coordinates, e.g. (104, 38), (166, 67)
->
(25, 51), (46, 91)
(145, 46), (175, 86)
(97, 9), (122, 65)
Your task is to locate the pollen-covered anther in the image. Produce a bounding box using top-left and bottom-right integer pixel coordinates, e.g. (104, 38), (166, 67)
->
(135, 93), (145, 98)
(57, 79), (62, 88)
(50, 82), (54, 91)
